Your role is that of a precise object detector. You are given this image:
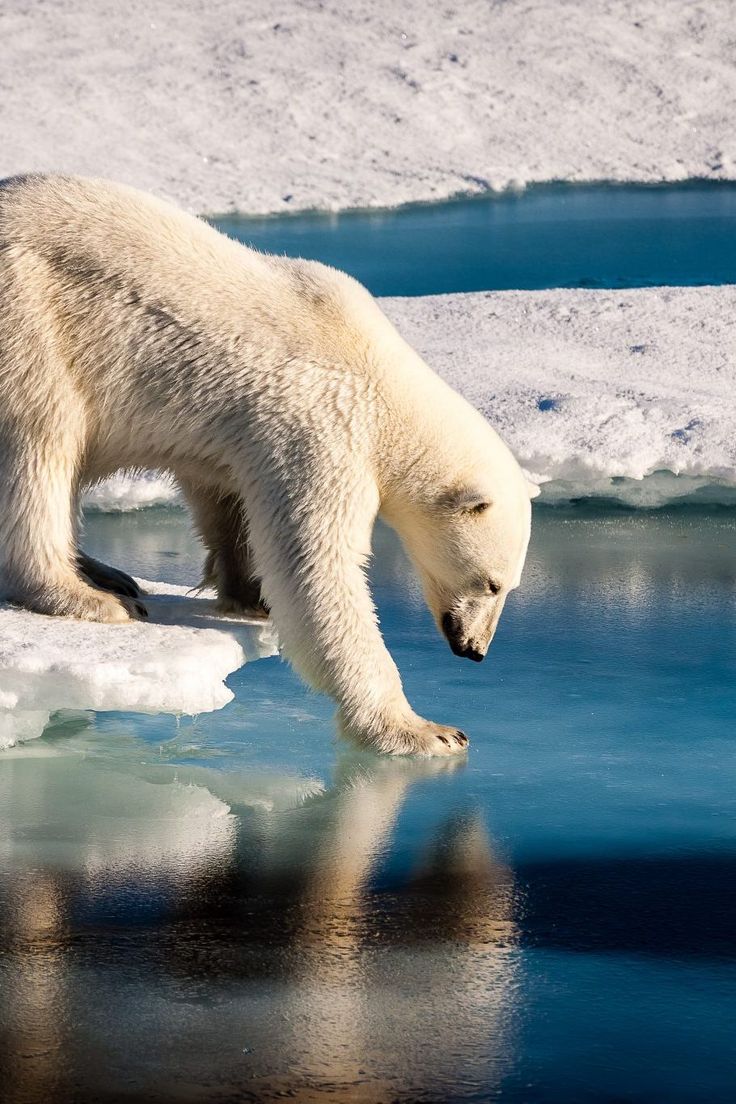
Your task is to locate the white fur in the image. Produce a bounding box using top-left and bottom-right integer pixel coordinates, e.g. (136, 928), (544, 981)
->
(0, 174), (533, 756)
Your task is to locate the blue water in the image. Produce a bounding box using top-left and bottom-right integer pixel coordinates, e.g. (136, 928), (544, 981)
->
(3, 183), (736, 1100)
(213, 182), (736, 295)
(1, 507), (734, 1102)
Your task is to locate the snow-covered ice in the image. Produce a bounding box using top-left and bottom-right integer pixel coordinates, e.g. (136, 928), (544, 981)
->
(0, 580), (278, 749)
(385, 285), (736, 505)
(1, 0), (733, 214)
(1, 0), (732, 510)
(82, 470), (179, 511)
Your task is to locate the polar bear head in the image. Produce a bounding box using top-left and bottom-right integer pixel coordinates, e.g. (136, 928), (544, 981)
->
(382, 396), (537, 663)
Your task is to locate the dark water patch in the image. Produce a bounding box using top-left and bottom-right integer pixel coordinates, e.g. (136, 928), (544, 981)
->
(212, 181), (736, 296)
(516, 852), (736, 960)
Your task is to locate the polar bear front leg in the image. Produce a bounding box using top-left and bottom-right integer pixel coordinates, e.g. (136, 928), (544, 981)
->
(246, 477), (468, 758)
(324, 608), (470, 755)
(338, 706), (469, 757)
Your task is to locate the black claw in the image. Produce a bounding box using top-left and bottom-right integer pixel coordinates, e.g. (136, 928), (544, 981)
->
(78, 555), (142, 599)
(437, 733), (450, 746)
(107, 568), (141, 597)
(110, 578), (140, 599)
(454, 730), (469, 746)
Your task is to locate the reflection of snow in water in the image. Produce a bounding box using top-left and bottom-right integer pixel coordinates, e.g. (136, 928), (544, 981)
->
(375, 509), (736, 619)
(0, 741), (236, 888)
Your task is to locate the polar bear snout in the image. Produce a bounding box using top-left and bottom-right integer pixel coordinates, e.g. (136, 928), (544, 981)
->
(441, 611), (488, 662)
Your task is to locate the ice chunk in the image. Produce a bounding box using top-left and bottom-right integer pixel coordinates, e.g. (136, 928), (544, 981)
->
(0, 711), (52, 751)
(0, 580), (278, 749)
(82, 471), (181, 511)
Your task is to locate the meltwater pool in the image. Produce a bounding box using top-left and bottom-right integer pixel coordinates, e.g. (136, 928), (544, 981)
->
(1, 507), (734, 1103)
(213, 182), (736, 296)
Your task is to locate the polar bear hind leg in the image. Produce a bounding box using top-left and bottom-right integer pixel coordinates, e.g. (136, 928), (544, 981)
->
(0, 347), (140, 622)
(180, 480), (269, 618)
(0, 437), (140, 622)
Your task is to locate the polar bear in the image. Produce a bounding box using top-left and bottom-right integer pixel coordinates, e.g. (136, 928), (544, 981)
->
(0, 174), (535, 756)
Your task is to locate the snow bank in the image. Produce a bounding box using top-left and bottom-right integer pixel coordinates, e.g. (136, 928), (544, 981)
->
(384, 285), (736, 505)
(1, 1), (734, 214)
(82, 471), (180, 512)
(0, 580), (278, 749)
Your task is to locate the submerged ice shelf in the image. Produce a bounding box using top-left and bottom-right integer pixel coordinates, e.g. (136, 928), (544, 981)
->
(0, 579), (278, 749)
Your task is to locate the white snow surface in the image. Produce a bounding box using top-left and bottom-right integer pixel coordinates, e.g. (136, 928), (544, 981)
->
(83, 471), (180, 512)
(1, 0), (734, 214)
(0, 580), (278, 749)
(383, 285), (736, 505)
(83, 286), (736, 511)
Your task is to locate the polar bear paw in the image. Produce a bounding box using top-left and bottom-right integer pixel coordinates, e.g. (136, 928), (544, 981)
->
(21, 581), (147, 623)
(65, 589), (147, 623)
(341, 710), (469, 757)
(389, 718), (469, 757)
(215, 594), (270, 620)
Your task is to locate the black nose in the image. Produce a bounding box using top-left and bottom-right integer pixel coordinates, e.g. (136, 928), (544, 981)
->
(442, 613), (485, 662)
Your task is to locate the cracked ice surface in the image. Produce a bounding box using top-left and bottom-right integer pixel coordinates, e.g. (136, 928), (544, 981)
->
(0, 580), (278, 749)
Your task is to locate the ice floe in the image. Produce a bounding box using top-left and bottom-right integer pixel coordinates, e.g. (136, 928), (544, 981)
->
(0, 580), (278, 749)
(1, 1), (733, 214)
(82, 471), (179, 512)
(385, 285), (736, 505)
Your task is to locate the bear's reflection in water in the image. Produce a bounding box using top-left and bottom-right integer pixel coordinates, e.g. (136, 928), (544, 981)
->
(0, 733), (519, 1104)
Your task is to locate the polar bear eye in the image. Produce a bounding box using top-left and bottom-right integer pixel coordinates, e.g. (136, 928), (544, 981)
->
(487, 578), (501, 596)
(469, 501), (490, 515)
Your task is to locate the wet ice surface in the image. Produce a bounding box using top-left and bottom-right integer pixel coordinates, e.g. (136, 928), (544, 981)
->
(1, 508), (735, 1103)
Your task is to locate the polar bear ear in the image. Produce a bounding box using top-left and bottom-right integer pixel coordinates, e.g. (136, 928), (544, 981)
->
(527, 481), (541, 500)
(437, 487), (492, 514)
